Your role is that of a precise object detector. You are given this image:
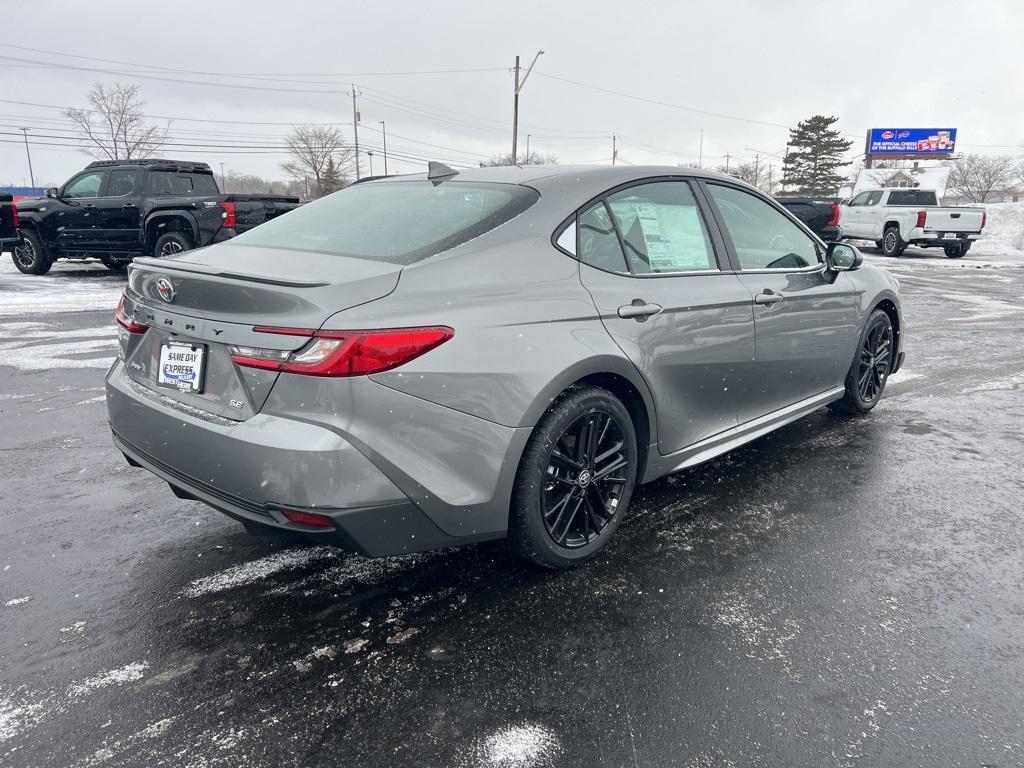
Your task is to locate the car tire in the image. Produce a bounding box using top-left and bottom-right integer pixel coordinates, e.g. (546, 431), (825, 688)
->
(154, 231), (193, 258)
(944, 243), (969, 259)
(508, 385), (638, 569)
(11, 229), (52, 275)
(880, 226), (906, 257)
(830, 309), (894, 415)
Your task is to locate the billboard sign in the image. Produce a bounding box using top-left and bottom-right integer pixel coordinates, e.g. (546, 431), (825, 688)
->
(868, 128), (957, 155)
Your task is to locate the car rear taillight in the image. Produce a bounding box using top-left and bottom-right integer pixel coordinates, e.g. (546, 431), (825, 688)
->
(115, 293), (147, 334)
(220, 201), (237, 229)
(230, 326), (454, 377)
(916, 210), (927, 228)
(11, 205), (20, 230)
(281, 510), (333, 528)
(981, 211), (987, 229)
(827, 203), (840, 227)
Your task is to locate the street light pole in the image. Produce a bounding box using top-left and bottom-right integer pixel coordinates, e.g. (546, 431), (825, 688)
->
(526, 134), (531, 160)
(367, 151), (374, 177)
(220, 162), (225, 192)
(379, 121), (388, 175)
(511, 50), (544, 165)
(21, 128), (35, 188)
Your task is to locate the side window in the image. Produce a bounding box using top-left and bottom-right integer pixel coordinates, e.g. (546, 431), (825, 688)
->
(63, 172), (106, 199)
(106, 170), (138, 197)
(578, 201), (628, 273)
(866, 190), (883, 206)
(605, 182), (716, 274)
(848, 191), (871, 207)
(706, 183), (820, 271)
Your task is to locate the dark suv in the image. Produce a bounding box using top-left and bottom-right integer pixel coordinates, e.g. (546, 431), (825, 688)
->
(12, 159), (299, 274)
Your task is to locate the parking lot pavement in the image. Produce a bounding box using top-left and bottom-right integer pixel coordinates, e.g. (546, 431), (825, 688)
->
(1, 250), (1022, 768)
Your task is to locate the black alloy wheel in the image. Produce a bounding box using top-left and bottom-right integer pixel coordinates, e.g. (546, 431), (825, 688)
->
(541, 410), (630, 548)
(831, 309), (894, 415)
(509, 385), (638, 568)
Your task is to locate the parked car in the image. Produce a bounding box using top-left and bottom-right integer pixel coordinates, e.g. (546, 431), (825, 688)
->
(0, 193), (18, 248)
(837, 187), (985, 258)
(12, 159), (300, 274)
(776, 197), (840, 241)
(106, 164), (904, 569)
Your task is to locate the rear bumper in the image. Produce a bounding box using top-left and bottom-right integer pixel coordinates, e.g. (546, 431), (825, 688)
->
(908, 228), (982, 244)
(106, 361), (501, 556)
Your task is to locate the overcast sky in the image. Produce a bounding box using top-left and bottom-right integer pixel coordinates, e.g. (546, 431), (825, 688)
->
(2, 0), (1021, 188)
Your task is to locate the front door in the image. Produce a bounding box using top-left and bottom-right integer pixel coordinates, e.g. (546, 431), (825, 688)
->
(571, 179), (755, 455)
(54, 170), (108, 250)
(702, 182), (859, 422)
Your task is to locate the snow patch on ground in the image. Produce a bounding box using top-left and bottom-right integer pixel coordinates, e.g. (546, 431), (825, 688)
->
(69, 662), (149, 696)
(0, 697), (45, 743)
(963, 373), (1024, 394)
(973, 202), (1024, 256)
(4, 595), (31, 607)
(467, 723), (561, 768)
(711, 589), (800, 676)
(180, 547), (341, 599)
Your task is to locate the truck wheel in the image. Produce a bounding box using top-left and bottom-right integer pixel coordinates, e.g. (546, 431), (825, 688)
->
(154, 232), (193, 258)
(881, 226), (906, 257)
(944, 243), (969, 259)
(11, 230), (52, 275)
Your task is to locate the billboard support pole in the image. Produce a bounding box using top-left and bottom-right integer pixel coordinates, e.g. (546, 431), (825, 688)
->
(864, 129), (873, 169)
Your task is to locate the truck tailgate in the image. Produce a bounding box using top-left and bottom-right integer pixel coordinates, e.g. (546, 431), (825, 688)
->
(925, 208), (985, 232)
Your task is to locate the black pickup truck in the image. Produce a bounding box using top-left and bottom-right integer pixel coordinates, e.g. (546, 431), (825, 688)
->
(776, 197), (841, 242)
(12, 159), (299, 274)
(0, 193), (18, 248)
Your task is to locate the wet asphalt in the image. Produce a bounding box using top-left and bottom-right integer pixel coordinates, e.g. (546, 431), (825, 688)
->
(1, 247), (1022, 768)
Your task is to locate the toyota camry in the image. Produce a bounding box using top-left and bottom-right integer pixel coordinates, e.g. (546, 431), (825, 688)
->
(106, 164), (904, 568)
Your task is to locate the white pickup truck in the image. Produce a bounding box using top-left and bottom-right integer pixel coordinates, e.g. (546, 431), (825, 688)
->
(837, 188), (985, 258)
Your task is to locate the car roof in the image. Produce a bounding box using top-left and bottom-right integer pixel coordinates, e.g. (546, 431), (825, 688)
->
(390, 163), (742, 187)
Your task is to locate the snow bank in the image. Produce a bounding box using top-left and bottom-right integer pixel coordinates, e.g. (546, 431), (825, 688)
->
(974, 202), (1024, 255)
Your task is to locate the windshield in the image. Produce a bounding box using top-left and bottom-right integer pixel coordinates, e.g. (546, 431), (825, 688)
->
(231, 180), (539, 265)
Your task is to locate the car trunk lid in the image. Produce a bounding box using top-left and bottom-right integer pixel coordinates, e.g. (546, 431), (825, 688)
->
(122, 244), (401, 419)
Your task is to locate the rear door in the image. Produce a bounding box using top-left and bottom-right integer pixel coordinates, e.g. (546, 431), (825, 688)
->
(570, 178), (755, 455)
(95, 168), (142, 251)
(702, 182), (858, 422)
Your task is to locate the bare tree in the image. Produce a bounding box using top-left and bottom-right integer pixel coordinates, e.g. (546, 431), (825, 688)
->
(716, 160), (770, 191)
(280, 125), (354, 197)
(945, 154), (1016, 203)
(480, 151), (558, 167)
(64, 82), (168, 160)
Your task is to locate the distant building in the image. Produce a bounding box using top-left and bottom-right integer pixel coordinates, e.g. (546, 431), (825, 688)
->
(837, 161), (951, 200)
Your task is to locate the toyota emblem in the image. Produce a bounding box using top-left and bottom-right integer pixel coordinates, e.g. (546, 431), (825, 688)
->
(156, 277), (175, 303)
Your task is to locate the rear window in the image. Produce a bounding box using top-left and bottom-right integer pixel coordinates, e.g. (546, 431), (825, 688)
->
(231, 180), (539, 265)
(887, 190), (937, 206)
(148, 171), (219, 196)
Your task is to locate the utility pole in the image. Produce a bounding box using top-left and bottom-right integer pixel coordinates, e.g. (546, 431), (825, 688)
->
(351, 85), (361, 180)
(220, 162), (225, 192)
(526, 134), (531, 160)
(511, 50), (544, 164)
(698, 129), (704, 168)
(612, 134), (618, 165)
(722, 153), (732, 172)
(379, 121), (388, 175)
(367, 151), (374, 177)
(754, 153), (760, 187)
(21, 128), (35, 188)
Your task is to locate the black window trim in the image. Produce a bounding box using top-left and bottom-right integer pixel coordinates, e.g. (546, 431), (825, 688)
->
(550, 175), (730, 279)
(697, 179), (827, 275)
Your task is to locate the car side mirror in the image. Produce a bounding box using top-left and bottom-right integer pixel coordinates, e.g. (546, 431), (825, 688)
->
(826, 242), (862, 272)
(45, 187), (59, 199)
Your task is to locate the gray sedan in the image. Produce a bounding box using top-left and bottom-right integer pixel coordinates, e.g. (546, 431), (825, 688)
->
(106, 164), (904, 568)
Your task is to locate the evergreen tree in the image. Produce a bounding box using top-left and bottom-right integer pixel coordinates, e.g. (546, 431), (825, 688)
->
(317, 156), (345, 197)
(780, 115), (853, 195)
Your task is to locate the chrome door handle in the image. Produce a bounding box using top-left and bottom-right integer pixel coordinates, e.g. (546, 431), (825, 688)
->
(618, 301), (663, 320)
(754, 291), (784, 305)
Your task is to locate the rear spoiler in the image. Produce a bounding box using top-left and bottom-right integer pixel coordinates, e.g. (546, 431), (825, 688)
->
(131, 257), (330, 288)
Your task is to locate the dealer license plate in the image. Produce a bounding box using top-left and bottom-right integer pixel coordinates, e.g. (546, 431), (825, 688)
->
(158, 342), (206, 393)
(943, 233), (957, 240)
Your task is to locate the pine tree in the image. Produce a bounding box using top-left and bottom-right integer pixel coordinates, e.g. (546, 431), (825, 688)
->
(780, 115), (853, 196)
(317, 156), (345, 197)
